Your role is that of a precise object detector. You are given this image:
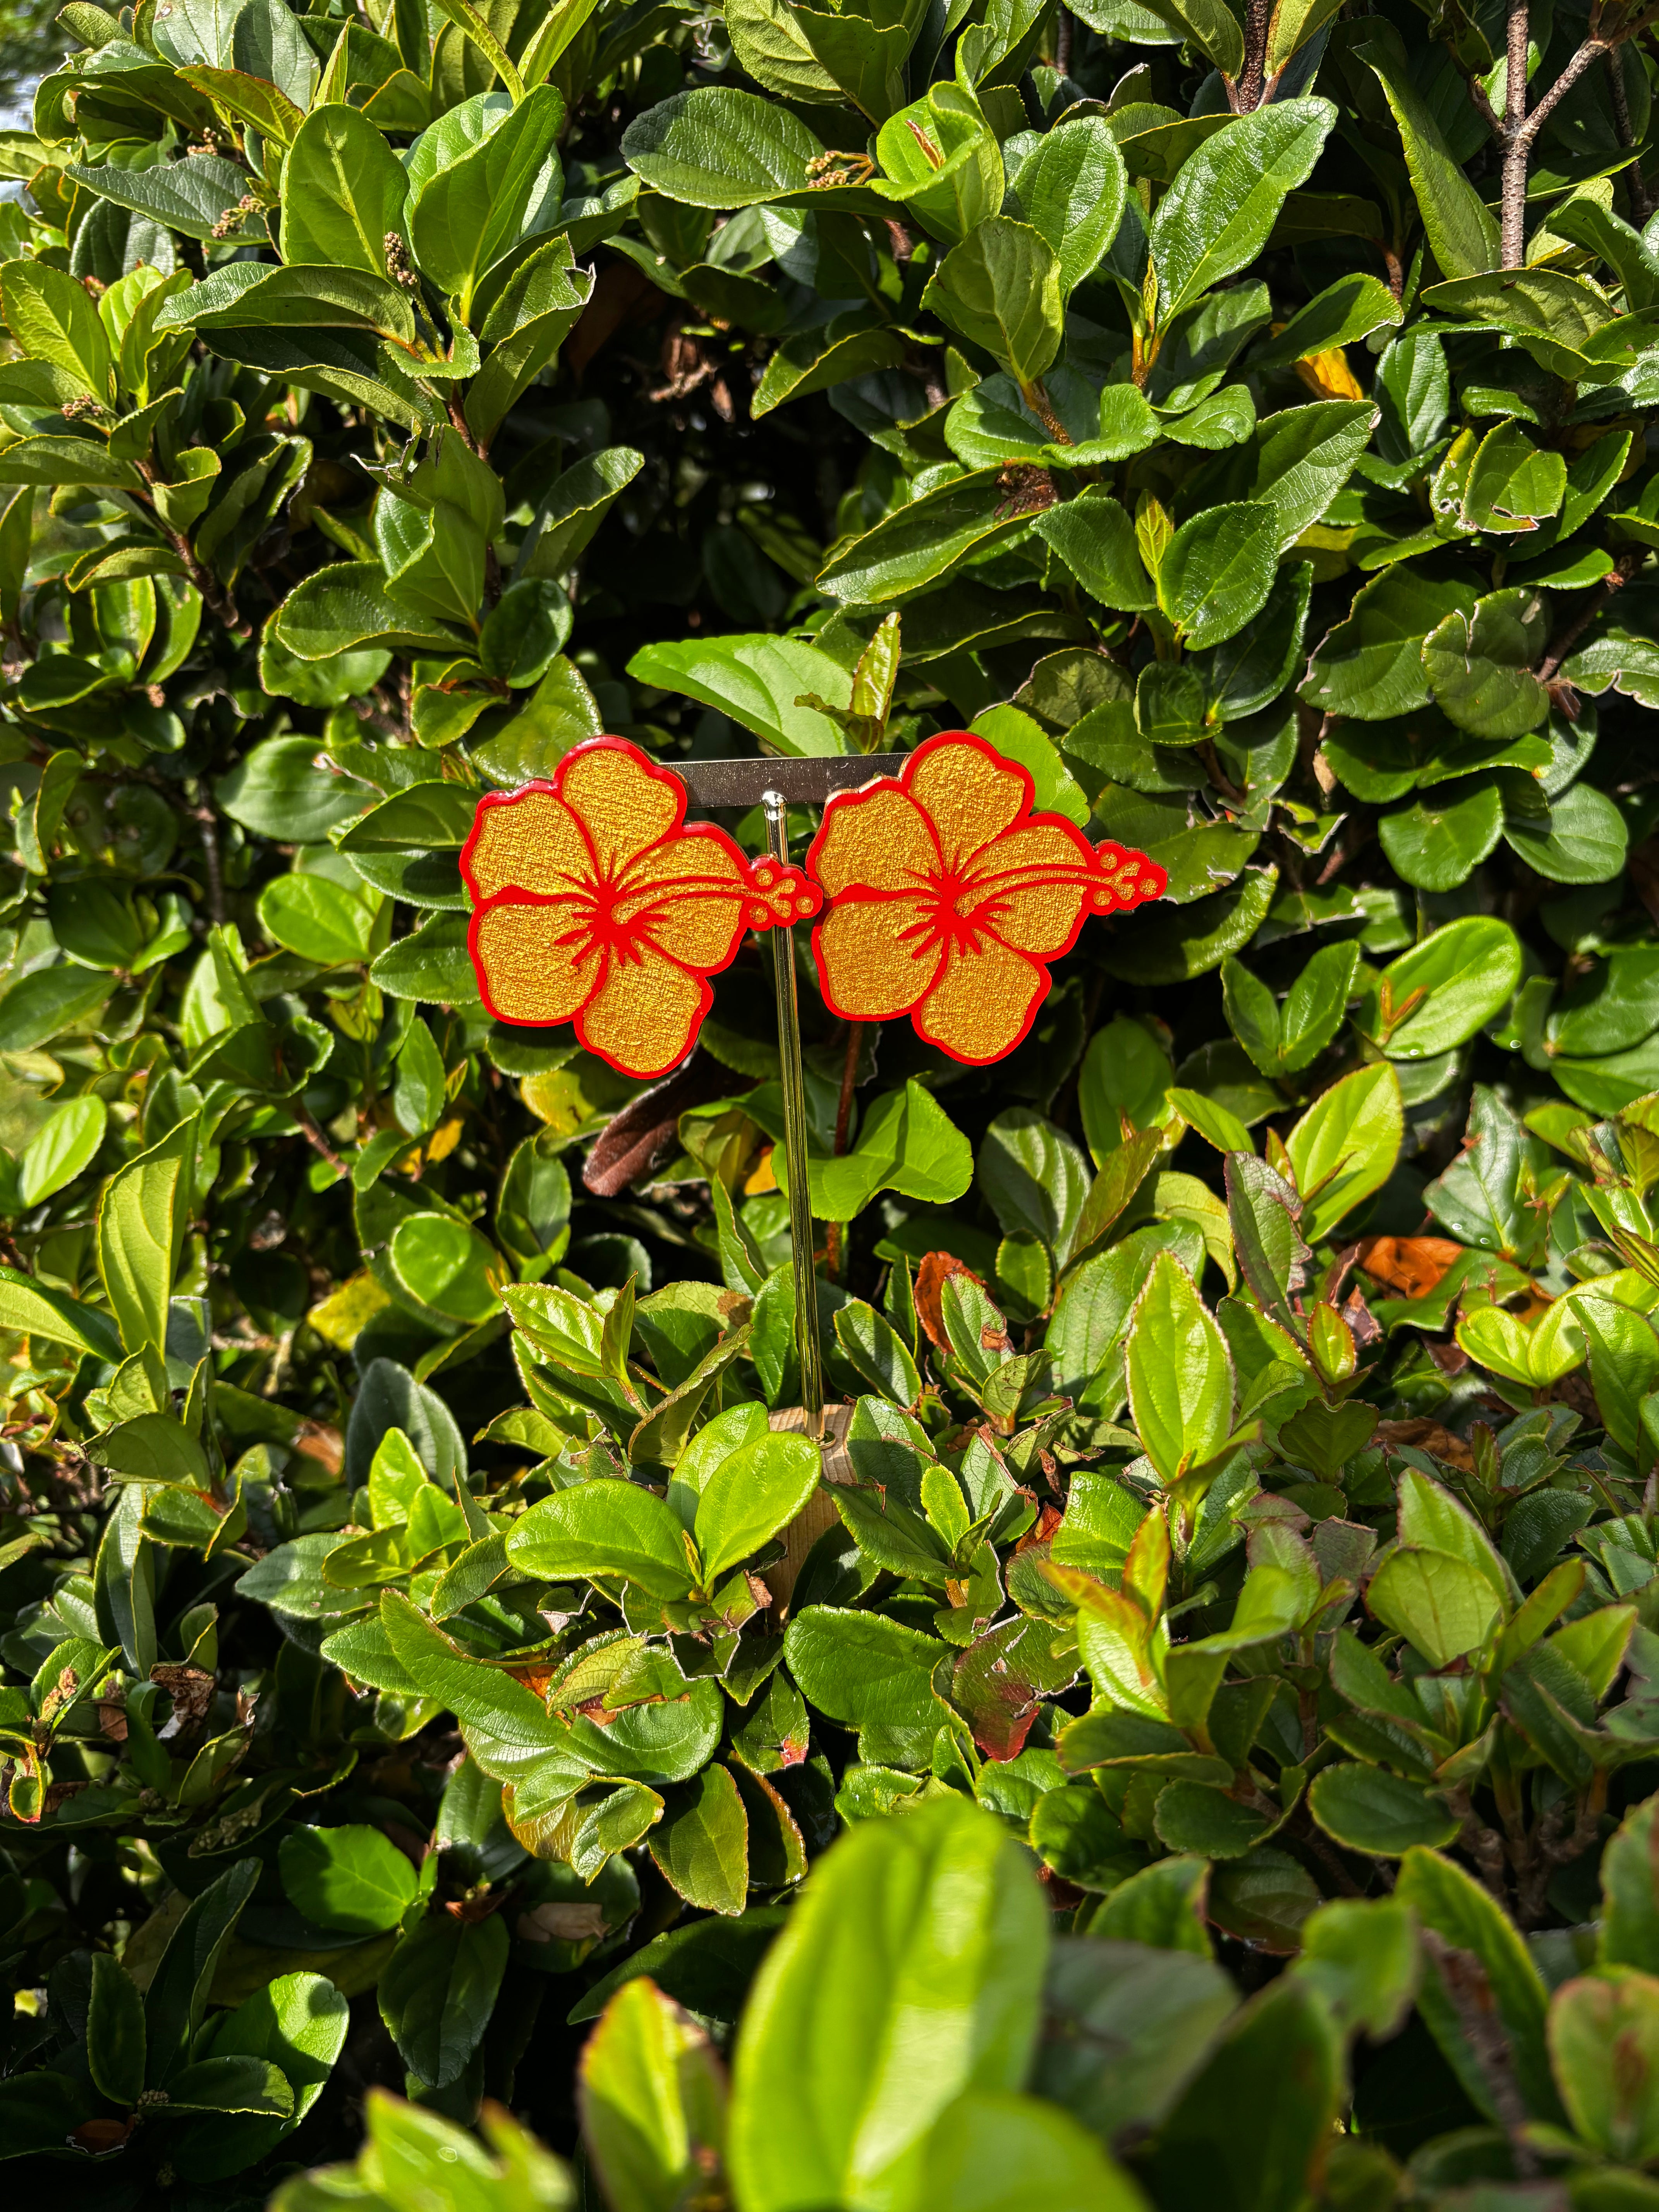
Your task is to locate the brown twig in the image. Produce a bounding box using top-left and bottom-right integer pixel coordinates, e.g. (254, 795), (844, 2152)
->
(1018, 380), (1074, 445)
(134, 463), (248, 637)
(1536, 549), (1642, 686)
(1515, 1776), (1607, 1926)
(191, 802), (225, 926)
(1235, 0), (1271, 108)
(1469, 0), (1655, 268)
(833, 1022), (862, 1159)
(1197, 738), (1246, 809)
(824, 1022), (866, 1279)
(294, 1104), (344, 1173)
(1605, 49), (1653, 220)
(1500, 0), (1534, 268)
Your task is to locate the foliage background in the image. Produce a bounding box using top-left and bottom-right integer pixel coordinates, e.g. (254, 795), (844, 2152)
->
(0, 0), (1657, 2200)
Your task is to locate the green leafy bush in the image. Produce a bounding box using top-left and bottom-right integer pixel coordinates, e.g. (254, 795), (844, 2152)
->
(1, 0), (1659, 2198)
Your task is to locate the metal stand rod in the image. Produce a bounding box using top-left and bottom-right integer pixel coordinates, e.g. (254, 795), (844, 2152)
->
(762, 789), (824, 1438)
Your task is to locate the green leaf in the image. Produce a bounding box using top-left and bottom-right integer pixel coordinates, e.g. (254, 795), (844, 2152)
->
(1303, 567), (1477, 721)
(1284, 1062), (1403, 1241)
(750, 318), (911, 417)
(622, 86), (823, 208)
(1370, 916), (1522, 1057)
(378, 1913), (508, 2089)
(0, 258), (111, 400)
(379, 1590), (571, 1750)
(190, 1972), (349, 2167)
(1367, 1545), (1501, 1666)
(257, 871), (378, 965)
(1134, 0), (1243, 74)
(1360, 31), (1499, 278)
(407, 87), (565, 316)
(1248, 400), (1377, 551)
(145, 1858), (261, 2079)
(1549, 1971), (1659, 2164)
(1573, 1295), (1659, 1458)
(1127, 1252), (1234, 1482)
(1422, 589), (1549, 739)
(279, 1822), (418, 1933)
(835, 1300), (923, 1405)
(1151, 101), (1334, 325)
(579, 1977), (727, 2212)
(625, 633), (849, 754)
(272, 562), (471, 661)
(649, 1764), (750, 1915)
(97, 1113), (198, 1360)
(508, 1478), (697, 1599)
(1396, 1846), (1558, 2124)
(157, 259), (417, 345)
(87, 1952), (146, 2107)
(979, 1108), (1091, 1261)
(166, 2056), (294, 2118)
(1089, 1855), (1215, 1953)
(693, 1432), (819, 1584)
(467, 241), (590, 443)
(1601, 1798), (1659, 1973)
(922, 218), (1063, 388)
(1290, 1898), (1419, 2042)
(783, 1604), (946, 1767)
(1154, 1781), (1274, 1858)
(515, 445), (644, 580)
(1462, 420), (1566, 533)
(876, 81), (1003, 247)
(1504, 780), (1628, 885)
(817, 467), (1028, 605)
(1308, 1763), (1460, 1855)
(917, 2090), (1149, 2212)
(727, 1796), (1048, 2212)
(778, 1079), (974, 1222)
(67, 154), (251, 243)
(390, 1215), (500, 1323)
(1252, 274), (1400, 371)
(1010, 118), (1127, 296)
(1158, 501), (1279, 650)
(18, 1092), (107, 1206)
(217, 735), (371, 841)
(281, 102), (409, 275)
(425, 0), (523, 97)
(1034, 490), (1156, 612)
(1146, 1978), (1342, 2212)
(1037, 1936), (1236, 2139)
(370, 912), (480, 1004)
(1377, 777), (1506, 891)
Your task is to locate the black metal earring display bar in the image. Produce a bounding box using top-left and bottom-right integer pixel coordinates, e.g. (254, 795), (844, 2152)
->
(658, 756), (907, 809)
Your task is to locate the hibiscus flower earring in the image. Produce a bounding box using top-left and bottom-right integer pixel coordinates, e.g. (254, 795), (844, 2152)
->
(461, 737), (821, 1080)
(806, 732), (1167, 1066)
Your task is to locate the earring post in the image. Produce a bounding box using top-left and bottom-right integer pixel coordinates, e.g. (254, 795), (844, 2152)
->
(761, 788), (824, 1439)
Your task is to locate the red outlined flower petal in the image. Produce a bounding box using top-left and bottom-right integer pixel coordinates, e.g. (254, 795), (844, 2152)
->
(916, 935), (1049, 1065)
(579, 945), (709, 1077)
(810, 781), (939, 899)
(559, 741), (682, 875)
(908, 734), (1028, 870)
(462, 787), (591, 902)
(962, 819), (1101, 960)
(814, 892), (944, 1021)
(471, 895), (602, 1026)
